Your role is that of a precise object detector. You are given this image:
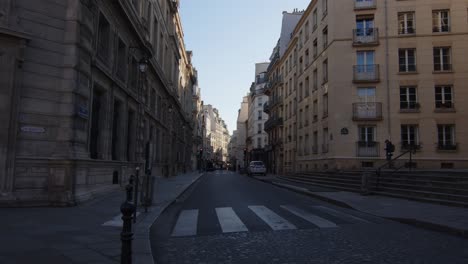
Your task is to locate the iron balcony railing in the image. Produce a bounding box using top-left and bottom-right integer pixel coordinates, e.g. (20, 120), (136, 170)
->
(401, 142), (421, 152)
(263, 102), (270, 114)
(354, 0), (376, 9)
(353, 28), (379, 45)
(352, 102), (383, 121)
(353, 64), (380, 82)
(264, 117), (283, 131)
(356, 141), (380, 157)
(437, 142), (457, 151)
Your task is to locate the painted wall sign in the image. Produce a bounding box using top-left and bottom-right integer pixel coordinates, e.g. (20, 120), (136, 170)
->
(21, 126), (45, 133)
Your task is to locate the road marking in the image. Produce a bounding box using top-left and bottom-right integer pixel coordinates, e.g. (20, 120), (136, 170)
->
(171, 209), (199, 237)
(215, 207), (249, 233)
(281, 205), (338, 228)
(102, 212), (140, 227)
(313, 206), (370, 223)
(248, 205), (296, 230)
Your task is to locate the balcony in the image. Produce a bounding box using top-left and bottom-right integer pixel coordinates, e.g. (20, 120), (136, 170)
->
(353, 64), (380, 83)
(437, 143), (458, 151)
(264, 117), (284, 131)
(356, 141), (380, 157)
(353, 28), (379, 46)
(263, 102), (270, 114)
(352, 102), (383, 121)
(401, 142), (422, 152)
(269, 96), (283, 109)
(354, 0), (376, 10)
(435, 102), (456, 113)
(400, 102), (420, 113)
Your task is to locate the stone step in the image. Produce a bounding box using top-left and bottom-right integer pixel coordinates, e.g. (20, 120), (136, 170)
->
(277, 176), (360, 193)
(375, 181), (468, 196)
(375, 177), (468, 191)
(373, 191), (468, 208)
(375, 186), (468, 203)
(279, 176), (361, 190)
(289, 174), (362, 184)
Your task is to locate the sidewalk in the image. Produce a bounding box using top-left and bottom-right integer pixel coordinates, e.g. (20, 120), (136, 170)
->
(255, 174), (468, 238)
(0, 171), (204, 264)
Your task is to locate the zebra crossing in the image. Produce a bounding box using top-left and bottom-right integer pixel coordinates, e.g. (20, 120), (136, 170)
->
(170, 204), (375, 237)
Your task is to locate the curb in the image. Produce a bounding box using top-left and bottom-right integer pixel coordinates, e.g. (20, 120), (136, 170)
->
(133, 172), (205, 264)
(255, 177), (468, 239)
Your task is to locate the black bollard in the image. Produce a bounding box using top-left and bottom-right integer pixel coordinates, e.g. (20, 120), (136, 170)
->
(120, 199), (135, 264)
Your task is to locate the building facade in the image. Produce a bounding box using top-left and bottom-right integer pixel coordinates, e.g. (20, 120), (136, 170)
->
(247, 63), (270, 165)
(0, 0), (198, 206)
(202, 105), (230, 168)
(234, 96), (249, 170)
(265, 0), (468, 172)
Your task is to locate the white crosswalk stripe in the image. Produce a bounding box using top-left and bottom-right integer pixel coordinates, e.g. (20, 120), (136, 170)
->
(215, 207), (249, 233)
(313, 205), (371, 223)
(171, 209), (199, 237)
(281, 205), (338, 228)
(248, 205), (296, 230)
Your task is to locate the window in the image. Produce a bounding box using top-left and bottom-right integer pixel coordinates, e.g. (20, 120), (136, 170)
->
(401, 125), (419, 149)
(323, 94), (328, 117)
(322, 59), (328, 83)
(112, 100), (122, 161)
(437, 125), (456, 150)
(435, 85), (453, 108)
(313, 9), (318, 30)
(299, 82), (303, 100)
(359, 126), (375, 142)
(433, 47), (451, 71)
(258, 123), (262, 134)
(432, 10), (450, 32)
(400, 86), (418, 110)
(399, 48), (416, 72)
(305, 77), (310, 97)
(313, 69), (318, 91)
(313, 100), (318, 121)
(257, 138), (262, 149)
(313, 39), (318, 59)
(116, 38), (127, 82)
(313, 131), (318, 154)
(305, 49), (310, 66)
(356, 16), (375, 37)
(90, 89), (103, 159)
(398, 12), (415, 34)
(153, 18), (159, 53)
(322, 0), (328, 15)
(322, 128), (329, 153)
(322, 27), (328, 49)
(305, 22), (310, 40)
(258, 97), (263, 107)
(258, 110), (262, 120)
(97, 13), (111, 62)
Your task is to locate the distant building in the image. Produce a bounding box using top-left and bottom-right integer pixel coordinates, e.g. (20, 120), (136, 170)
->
(234, 96), (249, 169)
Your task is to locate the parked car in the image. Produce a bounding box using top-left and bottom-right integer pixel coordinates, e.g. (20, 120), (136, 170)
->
(247, 161), (266, 176)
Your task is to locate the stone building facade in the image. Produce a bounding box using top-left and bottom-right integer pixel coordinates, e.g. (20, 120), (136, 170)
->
(265, 0), (468, 172)
(0, 0), (198, 206)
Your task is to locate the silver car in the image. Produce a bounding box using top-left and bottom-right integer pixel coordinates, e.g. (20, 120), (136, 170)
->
(247, 161), (266, 176)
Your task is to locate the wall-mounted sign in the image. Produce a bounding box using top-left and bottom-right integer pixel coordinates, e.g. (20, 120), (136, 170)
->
(21, 126), (45, 133)
(77, 105), (89, 119)
(341, 128), (349, 135)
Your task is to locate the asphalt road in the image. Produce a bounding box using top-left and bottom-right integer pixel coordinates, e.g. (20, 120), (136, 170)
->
(150, 170), (468, 264)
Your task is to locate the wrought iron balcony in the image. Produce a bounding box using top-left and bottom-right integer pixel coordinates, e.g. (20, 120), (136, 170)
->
(437, 143), (457, 151)
(264, 117), (283, 131)
(263, 102), (270, 114)
(353, 64), (380, 82)
(352, 102), (383, 121)
(354, 0), (376, 10)
(353, 28), (379, 46)
(356, 141), (380, 157)
(401, 142), (421, 152)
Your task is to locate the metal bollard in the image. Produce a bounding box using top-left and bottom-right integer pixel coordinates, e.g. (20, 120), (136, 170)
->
(120, 198), (135, 264)
(133, 167), (140, 223)
(361, 171), (371, 195)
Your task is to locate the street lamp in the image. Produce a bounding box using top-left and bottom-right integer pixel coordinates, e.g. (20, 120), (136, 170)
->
(138, 58), (149, 73)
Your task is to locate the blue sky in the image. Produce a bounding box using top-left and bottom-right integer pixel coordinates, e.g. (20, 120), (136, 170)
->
(180, 0), (310, 134)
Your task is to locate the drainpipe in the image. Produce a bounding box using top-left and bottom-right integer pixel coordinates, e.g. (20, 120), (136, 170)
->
(384, 0), (392, 139)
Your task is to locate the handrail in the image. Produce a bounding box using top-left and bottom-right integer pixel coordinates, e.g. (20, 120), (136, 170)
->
(375, 146), (416, 190)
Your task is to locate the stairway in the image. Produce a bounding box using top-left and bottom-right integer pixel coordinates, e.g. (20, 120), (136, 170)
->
(278, 170), (468, 207)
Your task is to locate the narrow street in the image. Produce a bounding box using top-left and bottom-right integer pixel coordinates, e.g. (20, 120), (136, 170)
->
(150, 171), (468, 263)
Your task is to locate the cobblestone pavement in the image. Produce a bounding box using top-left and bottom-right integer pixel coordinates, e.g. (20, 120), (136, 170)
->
(151, 171), (468, 264)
